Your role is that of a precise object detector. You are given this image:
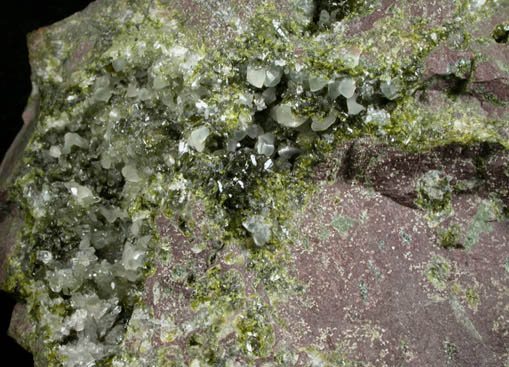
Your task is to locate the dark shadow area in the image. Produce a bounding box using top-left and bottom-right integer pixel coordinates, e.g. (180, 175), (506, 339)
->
(0, 0), (94, 161)
(492, 23), (509, 44)
(0, 1), (95, 365)
(0, 292), (34, 366)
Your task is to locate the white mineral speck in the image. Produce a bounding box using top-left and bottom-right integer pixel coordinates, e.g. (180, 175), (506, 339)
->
(472, 0), (486, 9)
(278, 146), (301, 160)
(250, 154), (257, 166)
(264, 159), (273, 171)
(37, 250), (53, 264)
(246, 343), (253, 352)
(169, 45), (188, 58)
(365, 106), (391, 128)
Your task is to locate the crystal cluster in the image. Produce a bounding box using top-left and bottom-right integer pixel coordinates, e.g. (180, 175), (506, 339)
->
(3, 0), (507, 366)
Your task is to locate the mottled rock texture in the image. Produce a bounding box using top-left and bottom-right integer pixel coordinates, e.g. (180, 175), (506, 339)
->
(1, 0), (508, 366)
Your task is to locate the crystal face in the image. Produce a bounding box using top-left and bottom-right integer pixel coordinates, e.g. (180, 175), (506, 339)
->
(188, 126), (211, 152)
(242, 215), (271, 246)
(247, 65), (267, 88)
(255, 133), (276, 157)
(272, 104), (308, 128)
(311, 109), (337, 132)
(337, 78), (356, 99)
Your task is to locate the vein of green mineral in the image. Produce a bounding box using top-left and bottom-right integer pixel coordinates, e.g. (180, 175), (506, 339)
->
(0, 0), (507, 366)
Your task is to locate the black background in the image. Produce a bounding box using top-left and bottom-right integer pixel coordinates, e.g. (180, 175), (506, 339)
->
(0, 1), (94, 365)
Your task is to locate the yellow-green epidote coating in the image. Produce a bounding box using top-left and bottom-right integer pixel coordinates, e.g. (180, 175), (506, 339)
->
(1, 0), (508, 366)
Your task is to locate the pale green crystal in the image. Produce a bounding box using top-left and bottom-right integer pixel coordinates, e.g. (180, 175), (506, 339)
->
(247, 65), (266, 88)
(272, 104), (307, 128)
(188, 126), (210, 152)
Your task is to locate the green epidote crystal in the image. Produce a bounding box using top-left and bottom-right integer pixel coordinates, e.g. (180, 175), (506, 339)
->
(1, 0), (508, 366)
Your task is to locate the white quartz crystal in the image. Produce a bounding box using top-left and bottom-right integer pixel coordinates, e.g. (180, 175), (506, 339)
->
(338, 78), (356, 98)
(47, 268), (77, 294)
(272, 104), (307, 128)
(309, 76), (328, 92)
(126, 83), (138, 98)
(243, 216), (271, 246)
(472, 0), (486, 9)
(100, 153), (112, 169)
(247, 65), (266, 88)
(255, 133), (276, 157)
(232, 128), (248, 142)
(328, 80), (342, 100)
(66, 309), (88, 332)
(122, 242), (146, 271)
(153, 75), (169, 90)
(347, 94), (365, 115)
(365, 105), (391, 128)
(278, 146), (301, 160)
(59, 337), (107, 367)
(311, 109), (338, 131)
(188, 126), (210, 152)
(247, 124), (264, 138)
(112, 58), (127, 72)
(380, 78), (400, 100)
(49, 145), (62, 158)
(105, 324), (125, 345)
(99, 206), (127, 223)
(36, 250), (53, 264)
(121, 165), (143, 183)
(70, 293), (116, 321)
(226, 139), (239, 152)
(339, 47), (361, 68)
(262, 87), (277, 105)
(65, 182), (95, 206)
(138, 88), (151, 100)
(93, 76), (112, 102)
(264, 65), (282, 87)
(63, 133), (88, 154)
(319, 9), (330, 25)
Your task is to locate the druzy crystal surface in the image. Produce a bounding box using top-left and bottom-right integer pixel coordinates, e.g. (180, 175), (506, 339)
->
(0, 0), (508, 366)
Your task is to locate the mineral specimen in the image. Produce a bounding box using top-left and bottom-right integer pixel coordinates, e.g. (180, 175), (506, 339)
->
(0, 0), (508, 366)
